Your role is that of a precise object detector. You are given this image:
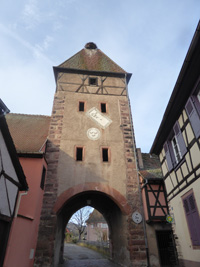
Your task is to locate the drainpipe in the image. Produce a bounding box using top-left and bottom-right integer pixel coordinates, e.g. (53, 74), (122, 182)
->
(125, 74), (150, 267)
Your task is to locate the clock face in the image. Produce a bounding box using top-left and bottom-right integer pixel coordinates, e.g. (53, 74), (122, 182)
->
(87, 128), (100, 140)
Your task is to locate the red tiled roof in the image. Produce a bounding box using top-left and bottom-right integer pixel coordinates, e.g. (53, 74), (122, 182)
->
(6, 113), (50, 153)
(58, 44), (127, 74)
(139, 153), (163, 179)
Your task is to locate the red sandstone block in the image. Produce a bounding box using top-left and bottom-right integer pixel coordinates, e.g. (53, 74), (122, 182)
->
(140, 246), (146, 251)
(132, 246), (139, 251)
(130, 229), (144, 235)
(140, 252), (147, 260)
(121, 112), (129, 116)
(130, 252), (141, 260)
(132, 240), (145, 246)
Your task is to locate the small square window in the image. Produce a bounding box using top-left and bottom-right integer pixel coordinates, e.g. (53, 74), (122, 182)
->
(79, 101), (85, 112)
(89, 77), (97, 86)
(101, 103), (107, 113)
(76, 147), (83, 161)
(102, 148), (110, 162)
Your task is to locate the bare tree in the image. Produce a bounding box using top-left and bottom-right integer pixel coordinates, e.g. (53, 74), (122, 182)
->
(69, 206), (93, 241)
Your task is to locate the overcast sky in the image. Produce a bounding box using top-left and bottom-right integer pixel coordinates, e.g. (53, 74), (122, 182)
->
(0, 1), (199, 152)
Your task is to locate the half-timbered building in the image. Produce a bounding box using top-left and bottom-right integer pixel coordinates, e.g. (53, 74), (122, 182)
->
(151, 21), (200, 267)
(137, 149), (178, 266)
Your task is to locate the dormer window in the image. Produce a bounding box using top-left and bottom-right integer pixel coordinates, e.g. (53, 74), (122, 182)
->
(89, 77), (97, 86)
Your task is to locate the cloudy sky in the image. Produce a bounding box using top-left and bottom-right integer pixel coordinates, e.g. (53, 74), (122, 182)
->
(0, 1), (199, 152)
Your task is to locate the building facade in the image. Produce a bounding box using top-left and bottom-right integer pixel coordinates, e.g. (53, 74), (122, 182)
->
(86, 209), (109, 242)
(151, 21), (200, 266)
(137, 149), (178, 266)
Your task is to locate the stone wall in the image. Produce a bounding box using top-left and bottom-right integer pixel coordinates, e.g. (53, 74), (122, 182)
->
(119, 99), (147, 266)
(34, 93), (65, 266)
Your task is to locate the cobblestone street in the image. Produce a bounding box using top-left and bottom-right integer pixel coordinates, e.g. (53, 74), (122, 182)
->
(59, 243), (120, 267)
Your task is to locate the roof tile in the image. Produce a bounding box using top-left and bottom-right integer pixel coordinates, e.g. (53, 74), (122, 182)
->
(58, 45), (127, 74)
(6, 113), (50, 153)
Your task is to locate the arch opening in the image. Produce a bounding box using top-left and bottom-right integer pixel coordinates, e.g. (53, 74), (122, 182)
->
(53, 190), (131, 266)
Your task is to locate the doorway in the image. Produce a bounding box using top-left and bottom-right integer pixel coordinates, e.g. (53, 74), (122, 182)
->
(156, 230), (178, 266)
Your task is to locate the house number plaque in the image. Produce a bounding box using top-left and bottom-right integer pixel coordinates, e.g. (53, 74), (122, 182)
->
(132, 211), (142, 224)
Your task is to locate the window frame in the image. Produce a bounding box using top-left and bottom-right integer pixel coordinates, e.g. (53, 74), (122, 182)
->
(100, 102), (107, 113)
(101, 147), (111, 163)
(78, 101), (86, 112)
(75, 146), (85, 161)
(185, 80), (200, 138)
(164, 121), (187, 171)
(89, 77), (98, 86)
(171, 135), (182, 164)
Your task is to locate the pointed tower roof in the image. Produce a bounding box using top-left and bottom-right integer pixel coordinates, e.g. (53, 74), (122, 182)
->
(54, 42), (131, 83)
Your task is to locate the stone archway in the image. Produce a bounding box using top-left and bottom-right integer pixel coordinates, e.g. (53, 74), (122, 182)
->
(54, 182), (131, 214)
(53, 183), (132, 266)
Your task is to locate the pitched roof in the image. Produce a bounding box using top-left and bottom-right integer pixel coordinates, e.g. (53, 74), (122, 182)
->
(139, 153), (163, 179)
(58, 42), (127, 74)
(86, 209), (106, 224)
(6, 113), (50, 153)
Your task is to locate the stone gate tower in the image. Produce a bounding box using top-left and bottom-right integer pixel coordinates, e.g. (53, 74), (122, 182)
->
(35, 43), (147, 266)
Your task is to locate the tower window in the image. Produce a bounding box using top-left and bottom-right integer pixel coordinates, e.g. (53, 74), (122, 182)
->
(89, 77), (97, 86)
(76, 147), (84, 161)
(102, 148), (110, 162)
(79, 101), (85, 112)
(101, 103), (107, 113)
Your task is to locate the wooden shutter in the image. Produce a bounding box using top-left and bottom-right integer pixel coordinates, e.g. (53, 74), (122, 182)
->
(164, 142), (173, 171)
(183, 192), (200, 246)
(173, 121), (187, 157)
(185, 98), (200, 138)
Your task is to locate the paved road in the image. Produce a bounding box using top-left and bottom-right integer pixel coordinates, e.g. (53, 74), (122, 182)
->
(59, 243), (119, 267)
